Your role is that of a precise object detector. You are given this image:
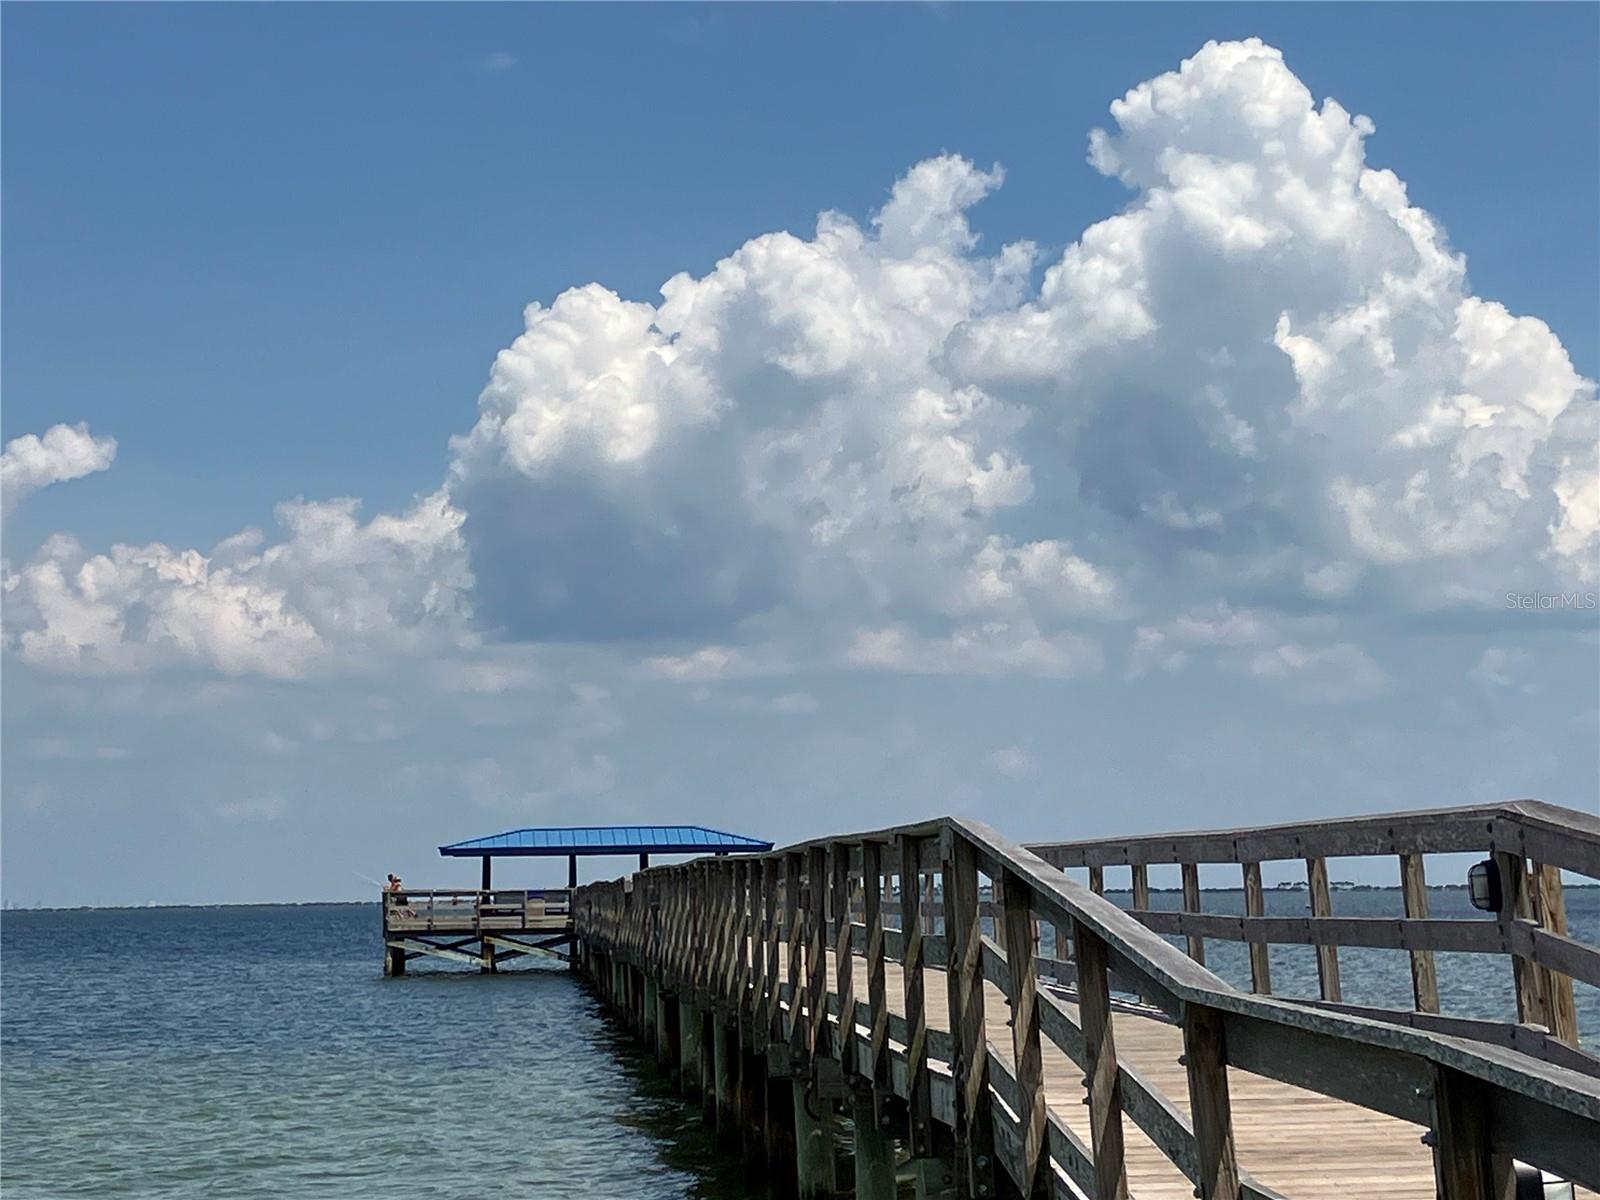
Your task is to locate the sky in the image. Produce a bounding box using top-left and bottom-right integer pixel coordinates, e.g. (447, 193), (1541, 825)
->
(2, 4), (1597, 906)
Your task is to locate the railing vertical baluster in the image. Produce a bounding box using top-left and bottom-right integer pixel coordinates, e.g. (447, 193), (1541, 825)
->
(735, 858), (752, 1021)
(760, 856), (778, 1048)
(752, 857), (771, 1049)
(1074, 915), (1128, 1200)
(1181, 861), (1206, 964)
(898, 833), (933, 1159)
(1399, 852), (1439, 1015)
(1531, 862), (1579, 1046)
(1002, 870), (1048, 1197)
(1241, 861), (1270, 995)
(784, 853), (805, 1063)
(1305, 856), (1341, 1003)
(942, 831), (994, 1195)
(1182, 1004), (1241, 1200)
(806, 845), (829, 1063)
(1131, 863), (1150, 911)
(833, 844), (856, 1073)
(861, 840), (888, 1094)
(1089, 864), (1105, 896)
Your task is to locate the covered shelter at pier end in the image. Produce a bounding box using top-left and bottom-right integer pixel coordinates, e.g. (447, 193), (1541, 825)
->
(438, 824), (777, 889)
(382, 824), (773, 977)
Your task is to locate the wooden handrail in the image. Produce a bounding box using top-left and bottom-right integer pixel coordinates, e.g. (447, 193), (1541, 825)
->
(573, 811), (1600, 1199)
(1024, 800), (1597, 1053)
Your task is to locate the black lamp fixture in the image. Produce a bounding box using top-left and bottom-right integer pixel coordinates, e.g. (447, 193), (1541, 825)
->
(1467, 858), (1502, 912)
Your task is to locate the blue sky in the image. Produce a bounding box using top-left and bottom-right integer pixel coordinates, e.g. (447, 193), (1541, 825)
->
(3, 5), (1596, 904)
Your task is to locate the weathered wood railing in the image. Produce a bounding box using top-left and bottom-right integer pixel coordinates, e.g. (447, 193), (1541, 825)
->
(1028, 800), (1599, 1070)
(574, 814), (1600, 1200)
(383, 887), (571, 934)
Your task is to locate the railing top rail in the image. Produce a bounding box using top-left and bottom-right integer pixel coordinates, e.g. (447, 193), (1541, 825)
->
(1023, 799), (1600, 876)
(576, 810), (1600, 1120)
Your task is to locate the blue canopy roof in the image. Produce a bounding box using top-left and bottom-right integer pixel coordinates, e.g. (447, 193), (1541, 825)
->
(438, 825), (773, 858)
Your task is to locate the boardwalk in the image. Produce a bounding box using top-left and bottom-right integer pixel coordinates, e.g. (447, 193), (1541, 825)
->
(854, 950), (1441, 1200)
(570, 806), (1600, 1200)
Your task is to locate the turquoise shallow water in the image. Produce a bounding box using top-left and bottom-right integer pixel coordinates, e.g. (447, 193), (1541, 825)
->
(2, 890), (1595, 1197)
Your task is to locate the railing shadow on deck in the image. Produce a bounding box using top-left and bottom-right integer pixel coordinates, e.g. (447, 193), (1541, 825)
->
(573, 805), (1600, 1200)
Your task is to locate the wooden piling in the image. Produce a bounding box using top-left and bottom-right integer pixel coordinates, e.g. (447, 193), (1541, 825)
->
(792, 1077), (836, 1198)
(852, 1088), (896, 1200)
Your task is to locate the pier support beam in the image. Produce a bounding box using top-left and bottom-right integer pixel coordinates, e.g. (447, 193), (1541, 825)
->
(738, 1044), (767, 1177)
(765, 1072), (798, 1197)
(852, 1089), (896, 1200)
(713, 1017), (738, 1146)
(701, 1011), (718, 1126)
(643, 975), (659, 1049)
(679, 1002), (703, 1096)
(660, 992), (680, 1074)
(383, 944), (405, 977)
(792, 1078), (837, 1198)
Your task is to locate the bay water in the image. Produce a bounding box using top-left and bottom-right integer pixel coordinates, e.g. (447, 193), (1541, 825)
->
(2, 888), (1594, 1198)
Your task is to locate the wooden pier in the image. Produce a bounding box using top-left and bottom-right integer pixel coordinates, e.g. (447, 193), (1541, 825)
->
(570, 802), (1600, 1200)
(382, 824), (774, 974)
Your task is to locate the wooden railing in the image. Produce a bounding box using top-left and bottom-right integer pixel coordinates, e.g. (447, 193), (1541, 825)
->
(383, 887), (571, 934)
(573, 814), (1600, 1200)
(1028, 800), (1599, 1070)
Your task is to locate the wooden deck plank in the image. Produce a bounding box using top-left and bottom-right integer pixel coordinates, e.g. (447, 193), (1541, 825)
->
(803, 946), (1589, 1200)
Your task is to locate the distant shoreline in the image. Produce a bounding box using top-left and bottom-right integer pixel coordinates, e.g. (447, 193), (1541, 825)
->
(5, 882), (1597, 915)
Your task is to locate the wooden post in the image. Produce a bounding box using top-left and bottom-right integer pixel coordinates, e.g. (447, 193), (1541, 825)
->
(1074, 918), (1128, 1200)
(1430, 1065), (1511, 1200)
(898, 833), (933, 1160)
(1305, 857), (1341, 1003)
(383, 943), (405, 977)
(942, 834), (994, 1198)
(1491, 850), (1547, 1028)
(792, 1077), (837, 1198)
(1399, 852), (1440, 1014)
(1131, 863), (1150, 911)
(568, 854), (578, 889)
(1002, 869), (1049, 1197)
(853, 1088), (896, 1200)
(1182, 1004), (1241, 1200)
(644, 974), (659, 1048)
(1088, 864), (1105, 896)
(1531, 863), (1579, 1046)
(1181, 862), (1205, 965)
(1241, 861), (1270, 995)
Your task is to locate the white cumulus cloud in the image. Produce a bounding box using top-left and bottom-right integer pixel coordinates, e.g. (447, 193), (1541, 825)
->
(2, 424), (117, 518)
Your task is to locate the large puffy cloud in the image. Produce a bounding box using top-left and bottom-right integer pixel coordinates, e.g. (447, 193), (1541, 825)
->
(5, 38), (1595, 691)
(1, 424), (117, 518)
(444, 37), (1593, 689)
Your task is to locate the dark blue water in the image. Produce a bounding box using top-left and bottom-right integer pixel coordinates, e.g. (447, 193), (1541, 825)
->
(0, 905), (745, 1200)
